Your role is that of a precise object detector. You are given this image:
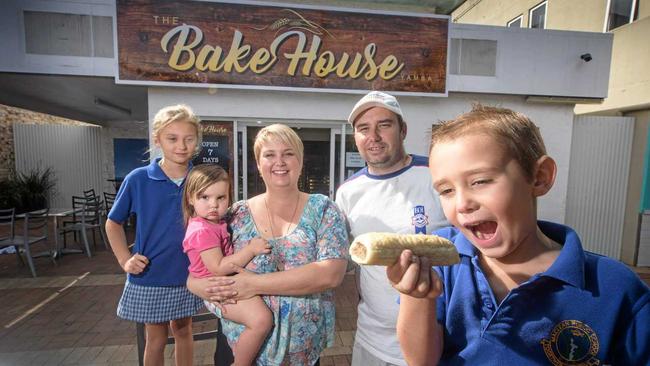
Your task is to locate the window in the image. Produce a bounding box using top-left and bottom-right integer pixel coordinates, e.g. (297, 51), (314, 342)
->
(529, 1), (547, 29)
(606, 0), (639, 31)
(449, 38), (497, 77)
(24, 11), (114, 57)
(507, 15), (523, 28)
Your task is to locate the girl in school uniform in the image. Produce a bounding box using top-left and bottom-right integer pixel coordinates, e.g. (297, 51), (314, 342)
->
(106, 104), (204, 366)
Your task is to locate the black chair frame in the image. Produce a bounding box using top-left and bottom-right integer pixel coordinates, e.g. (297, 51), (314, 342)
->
(135, 312), (233, 365)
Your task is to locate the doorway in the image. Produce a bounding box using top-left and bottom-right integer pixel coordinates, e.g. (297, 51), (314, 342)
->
(235, 122), (358, 200)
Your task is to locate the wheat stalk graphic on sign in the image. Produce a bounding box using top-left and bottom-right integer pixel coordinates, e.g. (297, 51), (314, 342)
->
(251, 9), (336, 39)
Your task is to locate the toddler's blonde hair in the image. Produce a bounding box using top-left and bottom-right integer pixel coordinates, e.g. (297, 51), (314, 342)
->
(182, 164), (230, 227)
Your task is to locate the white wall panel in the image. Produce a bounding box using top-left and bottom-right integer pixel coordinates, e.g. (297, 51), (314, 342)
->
(448, 23), (612, 98)
(566, 115), (634, 259)
(13, 123), (104, 209)
(638, 212), (650, 266)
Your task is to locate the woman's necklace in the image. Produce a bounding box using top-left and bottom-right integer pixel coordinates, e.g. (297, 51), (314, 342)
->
(264, 193), (301, 238)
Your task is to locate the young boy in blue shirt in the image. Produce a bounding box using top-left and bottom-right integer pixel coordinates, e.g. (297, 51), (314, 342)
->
(387, 104), (650, 365)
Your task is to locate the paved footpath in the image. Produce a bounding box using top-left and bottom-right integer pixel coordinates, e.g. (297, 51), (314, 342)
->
(2, 242), (646, 366)
(0, 248), (357, 366)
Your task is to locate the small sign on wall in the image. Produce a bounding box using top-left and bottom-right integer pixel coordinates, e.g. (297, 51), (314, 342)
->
(346, 152), (365, 168)
(193, 121), (233, 175)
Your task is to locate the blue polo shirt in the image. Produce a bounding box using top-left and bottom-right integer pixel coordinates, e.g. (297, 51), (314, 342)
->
(432, 221), (650, 365)
(108, 158), (191, 286)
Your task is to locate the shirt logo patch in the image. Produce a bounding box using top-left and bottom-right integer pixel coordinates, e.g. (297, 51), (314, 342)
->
(411, 205), (428, 234)
(541, 320), (601, 366)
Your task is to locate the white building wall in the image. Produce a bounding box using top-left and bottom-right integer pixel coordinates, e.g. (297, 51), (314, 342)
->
(14, 123), (104, 209)
(0, 1), (613, 100)
(448, 24), (613, 98)
(0, 0), (114, 77)
(0, 0), (610, 225)
(566, 115), (635, 259)
(148, 88), (574, 224)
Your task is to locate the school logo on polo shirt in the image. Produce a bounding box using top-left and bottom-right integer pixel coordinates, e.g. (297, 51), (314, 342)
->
(541, 320), (601, 365)
(411, 205), (428, 234)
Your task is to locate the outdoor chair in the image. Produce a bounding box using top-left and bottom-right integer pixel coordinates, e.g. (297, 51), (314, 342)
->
(65, 196), (106, 240)
(0, 208), (53, 277)
(0, 208), (16, 241)
(59, 197), (107, 257)
(0, 208), (18, 260)
(103, 191), (116, 215)
(83, 188), (97, 200)
(135, 312), (233, 366)
(62, 196), (91, 248)
(104, 191), (137, 231)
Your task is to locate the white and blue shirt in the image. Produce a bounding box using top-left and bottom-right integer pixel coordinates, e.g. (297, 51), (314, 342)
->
(434, 221), (650, 365)
(336, 154), (448, 365)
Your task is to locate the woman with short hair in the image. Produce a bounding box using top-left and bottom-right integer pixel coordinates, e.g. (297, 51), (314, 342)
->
(188, 123), (349, 365)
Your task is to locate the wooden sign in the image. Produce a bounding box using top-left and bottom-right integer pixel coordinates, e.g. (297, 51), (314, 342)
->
(116, 0), (448, 95)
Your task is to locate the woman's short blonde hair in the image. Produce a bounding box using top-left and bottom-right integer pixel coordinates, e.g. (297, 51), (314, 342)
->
(152, 104), (202, 154)
(253, 124), (304, 163)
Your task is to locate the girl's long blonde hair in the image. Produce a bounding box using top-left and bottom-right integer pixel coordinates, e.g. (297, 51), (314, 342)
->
(181, 164), (230, 226)
(152, 104), (202, 155)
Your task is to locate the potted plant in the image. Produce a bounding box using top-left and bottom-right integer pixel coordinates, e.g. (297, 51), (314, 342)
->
(0, 178), (19, 209)
(9, 167), (57, 213)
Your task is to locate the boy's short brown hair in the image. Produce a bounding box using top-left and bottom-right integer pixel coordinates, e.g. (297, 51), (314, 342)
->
(430, 104), (547, 181)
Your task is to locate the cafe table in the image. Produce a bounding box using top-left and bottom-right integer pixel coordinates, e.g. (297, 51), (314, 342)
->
(17, 207), (85, 258)
(50, 207), (86, 257)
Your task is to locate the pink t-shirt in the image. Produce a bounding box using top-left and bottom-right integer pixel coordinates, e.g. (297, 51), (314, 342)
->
(182, 216), (232, 278)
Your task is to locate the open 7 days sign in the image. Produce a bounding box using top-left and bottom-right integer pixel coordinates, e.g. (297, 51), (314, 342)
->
(116, 0), (449, 95)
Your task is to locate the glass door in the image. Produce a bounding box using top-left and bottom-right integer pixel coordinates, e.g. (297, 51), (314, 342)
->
(237, 121), (351, 200)
(334, 127), (360, 192)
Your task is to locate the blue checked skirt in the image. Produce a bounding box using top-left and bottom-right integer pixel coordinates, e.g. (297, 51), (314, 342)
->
(117, 280), (204, 323)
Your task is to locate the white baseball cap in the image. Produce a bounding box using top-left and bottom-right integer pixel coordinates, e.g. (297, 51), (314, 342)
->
(348, 91), (404, 125)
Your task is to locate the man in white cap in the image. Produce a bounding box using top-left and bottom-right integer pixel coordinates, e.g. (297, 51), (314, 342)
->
(336, 91), (447, 366)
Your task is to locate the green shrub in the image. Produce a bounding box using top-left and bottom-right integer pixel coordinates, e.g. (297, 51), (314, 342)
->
(0, 179), (18, 209)
(0, 167), (57, 213)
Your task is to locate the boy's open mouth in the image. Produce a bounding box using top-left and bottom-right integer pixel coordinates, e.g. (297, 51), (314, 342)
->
(467, 221), (497, 240)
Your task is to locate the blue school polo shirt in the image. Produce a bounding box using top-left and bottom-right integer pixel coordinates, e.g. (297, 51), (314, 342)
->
(432, 221), (650, 365)
(108, 158), (191, 286)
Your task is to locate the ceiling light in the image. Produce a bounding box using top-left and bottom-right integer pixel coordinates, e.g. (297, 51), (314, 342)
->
(94, 97), (132, 116)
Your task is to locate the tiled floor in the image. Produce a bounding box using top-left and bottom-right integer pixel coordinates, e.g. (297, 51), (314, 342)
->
(1, 229), (649, 365)
(0, 232), (357, 365)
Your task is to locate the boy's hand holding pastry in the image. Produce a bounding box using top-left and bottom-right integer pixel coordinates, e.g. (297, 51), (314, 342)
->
(349, 232), (459, 266)
(387, 250), (443, 299)
(348, 232), (455, 299)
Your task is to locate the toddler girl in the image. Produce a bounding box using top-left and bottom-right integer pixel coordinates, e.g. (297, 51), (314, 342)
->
(182, 163), (273, 366)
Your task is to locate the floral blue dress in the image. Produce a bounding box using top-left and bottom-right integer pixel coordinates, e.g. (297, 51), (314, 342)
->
(221, 194), (349, 366)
